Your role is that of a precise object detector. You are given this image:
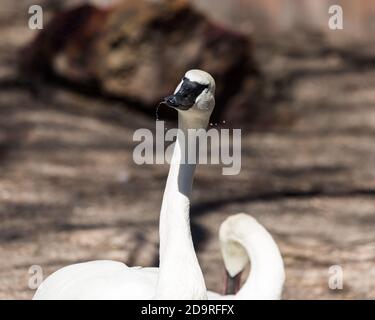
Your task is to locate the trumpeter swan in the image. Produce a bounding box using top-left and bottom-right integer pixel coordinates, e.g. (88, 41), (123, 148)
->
(207, 213), (285, 300)
(33, 69), (215, 300)
(33, 71), (285, 300)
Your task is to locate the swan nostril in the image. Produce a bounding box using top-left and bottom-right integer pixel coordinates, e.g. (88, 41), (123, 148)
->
(164, 95), (178, 107)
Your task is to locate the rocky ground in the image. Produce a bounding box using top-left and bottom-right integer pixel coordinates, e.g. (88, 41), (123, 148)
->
(1, 1), (375, 299)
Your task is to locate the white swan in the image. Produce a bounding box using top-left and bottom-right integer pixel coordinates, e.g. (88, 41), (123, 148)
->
(207, 213), (285, 300)
(33, 69), (215, 300)
(33, 70), (285, 300)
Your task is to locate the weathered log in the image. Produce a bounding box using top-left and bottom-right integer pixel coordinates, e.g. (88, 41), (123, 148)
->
(20, 0), (260, 121)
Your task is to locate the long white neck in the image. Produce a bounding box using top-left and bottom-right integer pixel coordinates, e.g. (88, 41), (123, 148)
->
(155, 111), (209, 300)
(222, 216), (285, 300)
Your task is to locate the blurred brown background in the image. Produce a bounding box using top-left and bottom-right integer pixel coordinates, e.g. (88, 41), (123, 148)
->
(1, 0), (375, 299)
(196, 0), (375, 38)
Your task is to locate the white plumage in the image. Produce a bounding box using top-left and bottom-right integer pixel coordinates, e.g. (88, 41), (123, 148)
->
(33, 70), (284, 300)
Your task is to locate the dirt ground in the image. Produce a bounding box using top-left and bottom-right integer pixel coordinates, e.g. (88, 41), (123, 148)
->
(1, 1), (375, 299)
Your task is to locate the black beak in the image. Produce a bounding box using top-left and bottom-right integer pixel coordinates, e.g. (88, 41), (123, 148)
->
(223, 269), (242, 295)
(163, 77), (208, 110)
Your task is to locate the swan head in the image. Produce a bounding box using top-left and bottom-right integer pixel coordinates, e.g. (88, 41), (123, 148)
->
(219, 213), (251, 279)
(219, 214), (251, 295)
(219, 213), (285, 298)
(164, 69), (215, 116)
